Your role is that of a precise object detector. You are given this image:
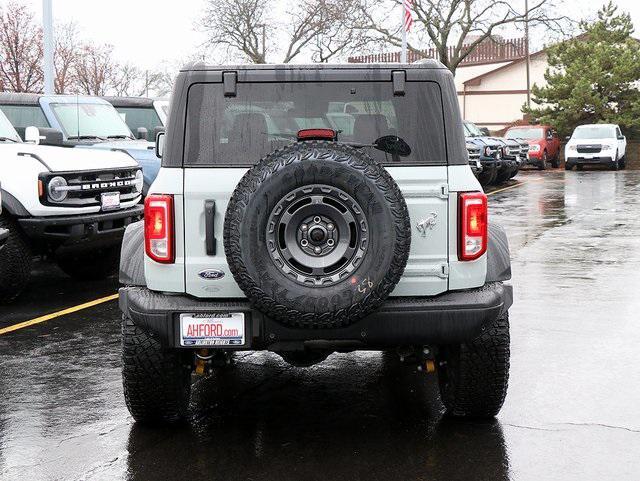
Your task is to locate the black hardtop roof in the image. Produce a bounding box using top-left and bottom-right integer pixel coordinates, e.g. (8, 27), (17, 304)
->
(0, 92), (41, 105)
(180, 60), (446, 72)
(102, 96), (155, 108)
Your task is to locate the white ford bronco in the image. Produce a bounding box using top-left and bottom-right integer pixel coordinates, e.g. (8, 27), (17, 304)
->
(0, 109), (144, 302)
(118, 63), (513, 424)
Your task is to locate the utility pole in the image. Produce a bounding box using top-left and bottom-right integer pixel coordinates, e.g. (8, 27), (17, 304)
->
(42, 0), (54, 94)
(525, 0), (531, 108)
(262, 24), (266, 63)
(401, 2), (407, 63)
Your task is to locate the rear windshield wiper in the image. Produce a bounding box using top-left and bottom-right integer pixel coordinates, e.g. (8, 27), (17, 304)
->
(0, 136), (18, 143)
(67, 135), (108, 141)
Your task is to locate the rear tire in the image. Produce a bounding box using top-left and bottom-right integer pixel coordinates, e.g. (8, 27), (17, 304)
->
(0, 214), (32, 303)
(122, 316), (191, 424)
(576, 164), (583, 171)
(57, 245), (120, 280)
(437, 312), (510, 418)
(564, 163), (572, 171)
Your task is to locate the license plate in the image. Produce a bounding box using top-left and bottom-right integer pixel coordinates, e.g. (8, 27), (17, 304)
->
(180, 313), (245, 347)
(101, 192), (120, 211)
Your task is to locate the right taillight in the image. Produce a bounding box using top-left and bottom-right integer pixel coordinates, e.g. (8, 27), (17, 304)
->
(144, 194), (174, 264)
(458, 192), (488, 261)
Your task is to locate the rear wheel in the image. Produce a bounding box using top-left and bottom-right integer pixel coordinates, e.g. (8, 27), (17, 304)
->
(437, 313), (510, 418)
(0, 214), (32, 303)
(57, 245), (120, 280)
(122, 316), (191, 424)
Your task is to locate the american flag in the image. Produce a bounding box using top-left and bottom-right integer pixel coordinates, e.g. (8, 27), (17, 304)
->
(403, 0), (413, 32)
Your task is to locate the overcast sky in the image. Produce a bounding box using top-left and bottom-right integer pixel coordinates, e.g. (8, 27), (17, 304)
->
(20, 0), (640, 71)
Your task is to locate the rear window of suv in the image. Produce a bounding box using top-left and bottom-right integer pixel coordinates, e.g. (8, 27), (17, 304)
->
(184, 81), (447, 166)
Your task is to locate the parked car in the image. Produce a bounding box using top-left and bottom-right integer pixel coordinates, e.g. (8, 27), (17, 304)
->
(103, 96), (168, 142)
(565, 124), (627, 171)
(495, 137), (522, 183)
(505, 125), (561, 169)
(0, 181), (8, 251)
(0, 93), (160, 193)
(118, 62), (513, 424)
(0, 108), (143, 303)
(466, 141), (483, 177)
(463, 121), (504, 186)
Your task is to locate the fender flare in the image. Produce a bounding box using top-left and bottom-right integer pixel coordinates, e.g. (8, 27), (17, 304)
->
(486, 223), (511, 283)
(119, 221), (146, 286)
(0, 189), (30, 217)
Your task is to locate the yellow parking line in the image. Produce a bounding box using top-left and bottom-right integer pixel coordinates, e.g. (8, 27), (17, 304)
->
(0, 293), (119, 336)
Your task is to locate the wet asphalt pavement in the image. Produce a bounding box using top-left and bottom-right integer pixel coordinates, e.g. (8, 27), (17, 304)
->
(1, 170), (640, 480)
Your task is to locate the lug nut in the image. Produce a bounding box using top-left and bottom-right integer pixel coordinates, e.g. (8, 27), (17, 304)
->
(313, 216), (321, 223)
(301, 224), (308, 231)
(327, 239), (334, 246)
(301, 239), (309, 247)
(314, 246), (322, 254)
(327, 223), (334, 230)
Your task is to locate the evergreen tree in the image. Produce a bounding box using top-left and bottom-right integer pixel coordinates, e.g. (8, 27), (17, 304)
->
(525, 2), (640, 137)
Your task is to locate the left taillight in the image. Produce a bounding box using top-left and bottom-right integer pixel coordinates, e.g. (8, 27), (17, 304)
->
(458, 192), (488, 261)
(144, 194), (174, 264)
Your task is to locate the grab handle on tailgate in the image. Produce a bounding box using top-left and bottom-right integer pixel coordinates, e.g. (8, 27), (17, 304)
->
(205, 200), (216, 255)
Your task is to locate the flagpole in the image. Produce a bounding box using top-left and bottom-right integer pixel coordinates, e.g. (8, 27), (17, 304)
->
(401, 1), (407, 63)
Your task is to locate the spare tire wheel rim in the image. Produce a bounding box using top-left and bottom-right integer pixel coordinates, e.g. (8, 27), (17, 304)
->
(266, 184), (368, 286)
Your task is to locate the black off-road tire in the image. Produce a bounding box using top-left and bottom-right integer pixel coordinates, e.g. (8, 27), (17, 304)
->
(478, 166), (498, 187)
(56, 245), (120, 280)
(551, 153), (560, 169)
(437, 312), (510, 418)
(619, 155), (626, 170)
(224, 141), (411, 329)
(0, 214), (32, 303)
(122, 316), (191, 424)
(494, 169), (512, 185)
(565, 163), (572, 171)
(576, 164), (583, 171)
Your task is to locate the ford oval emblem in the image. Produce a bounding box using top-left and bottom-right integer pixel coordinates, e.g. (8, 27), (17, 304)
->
(199, 269), (225, 280)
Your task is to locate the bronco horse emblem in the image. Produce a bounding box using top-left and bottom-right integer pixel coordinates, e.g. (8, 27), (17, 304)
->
(416, 213), (438, 237)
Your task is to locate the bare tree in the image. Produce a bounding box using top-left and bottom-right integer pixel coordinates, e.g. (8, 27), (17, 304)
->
(358, 0), (568, 73)
(54, 22), (80, 94)
(0, 1), (43, 92)
(199, 0), (366, 63)
(200, 0), (270, 63)
(74, 42), (117, 96)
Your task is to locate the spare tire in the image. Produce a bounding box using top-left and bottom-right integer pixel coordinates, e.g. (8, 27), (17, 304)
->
(224, 141), (411, 329)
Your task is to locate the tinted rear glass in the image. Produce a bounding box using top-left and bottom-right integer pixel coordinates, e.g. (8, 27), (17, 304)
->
(116, 106), (163, 141)
(185, 81), (447, 166)
(0, 105), (50, 129)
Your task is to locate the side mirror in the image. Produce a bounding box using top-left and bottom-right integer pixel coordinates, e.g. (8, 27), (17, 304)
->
(136, 127), (149, 140)
(618, 135), (625, 141)
(153, 126), (165, 140)
(155, 131), (166, 158)
(39, 128), (64, 146)
(25, 126), (41, 144)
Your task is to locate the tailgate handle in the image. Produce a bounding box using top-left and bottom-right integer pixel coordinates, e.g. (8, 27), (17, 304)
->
(205, 200), (216, 255)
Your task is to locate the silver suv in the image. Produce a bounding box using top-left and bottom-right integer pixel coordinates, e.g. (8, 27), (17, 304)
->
(118, 63), (513, 424)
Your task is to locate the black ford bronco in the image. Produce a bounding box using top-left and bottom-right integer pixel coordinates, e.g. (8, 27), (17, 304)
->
(118, 62), (513, 424)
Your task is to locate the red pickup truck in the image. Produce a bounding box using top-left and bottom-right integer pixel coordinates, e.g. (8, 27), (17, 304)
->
(505, 125), (561, 169)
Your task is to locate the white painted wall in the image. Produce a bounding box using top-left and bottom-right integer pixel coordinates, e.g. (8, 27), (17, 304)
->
(455, 53), (550, 130)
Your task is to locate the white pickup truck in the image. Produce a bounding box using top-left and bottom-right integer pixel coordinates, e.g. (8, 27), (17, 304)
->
(0, 109), (143, 303)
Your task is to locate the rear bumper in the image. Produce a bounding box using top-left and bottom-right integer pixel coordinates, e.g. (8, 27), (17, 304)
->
(566, 156), (614, 165)
(18, 205), (144, 248)
(119, 282), (513, 350)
